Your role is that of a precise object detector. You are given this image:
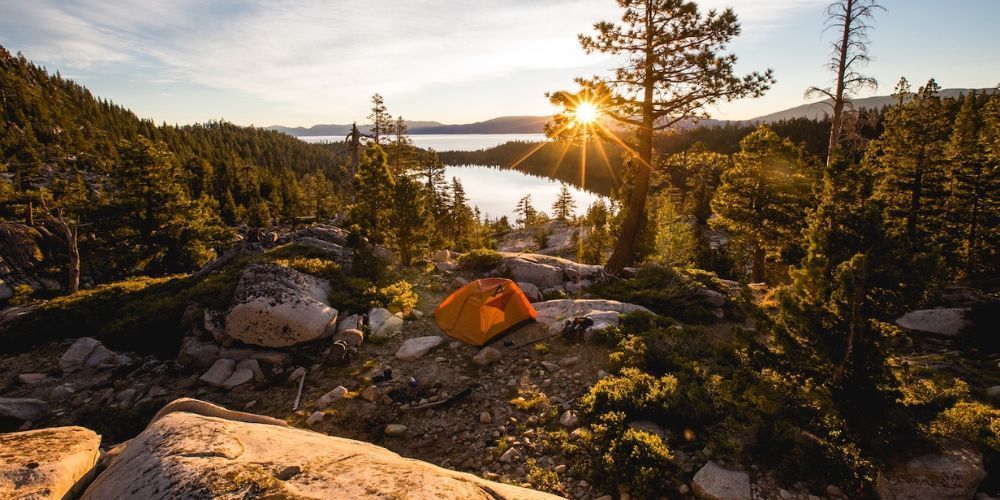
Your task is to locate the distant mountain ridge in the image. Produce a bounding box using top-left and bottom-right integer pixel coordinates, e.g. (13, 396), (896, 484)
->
(266, 116), (552, 137)
(268, 88), (994, 137)
(747, 88), (994, 123)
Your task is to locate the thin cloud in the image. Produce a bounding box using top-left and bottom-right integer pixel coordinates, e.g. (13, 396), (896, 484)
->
(0, 0), (824, 122)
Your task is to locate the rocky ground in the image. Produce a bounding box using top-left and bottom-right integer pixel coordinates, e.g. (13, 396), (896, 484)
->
(0, 224), (996, 499)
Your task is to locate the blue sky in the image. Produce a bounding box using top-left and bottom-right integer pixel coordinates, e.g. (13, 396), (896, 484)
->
(1, 0), (997, 126)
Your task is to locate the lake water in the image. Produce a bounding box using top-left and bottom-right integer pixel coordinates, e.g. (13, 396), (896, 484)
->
(298, 133), (602, 220)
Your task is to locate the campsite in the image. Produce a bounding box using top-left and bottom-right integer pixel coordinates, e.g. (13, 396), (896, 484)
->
(1, 0), (998, 498)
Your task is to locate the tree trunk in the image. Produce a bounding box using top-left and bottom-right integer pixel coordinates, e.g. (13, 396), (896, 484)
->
(965, 165), (982, 273)
(26, 201), (33, 227)
(67, 223), (80, 294)
(605, 2), (655, 274)
(751, 243), (766, 283)
(826, 0), (855, 167)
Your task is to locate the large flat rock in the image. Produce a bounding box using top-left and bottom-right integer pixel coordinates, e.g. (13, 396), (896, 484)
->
(875, 442), (986, 500)
(895, 308), (970, 337)
(82, 399), (559, 499)
(533, 299), (651, 332)
(0, 426), (101, 500)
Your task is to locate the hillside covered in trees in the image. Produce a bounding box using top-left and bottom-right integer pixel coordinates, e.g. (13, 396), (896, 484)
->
(0, 46), (349, 280)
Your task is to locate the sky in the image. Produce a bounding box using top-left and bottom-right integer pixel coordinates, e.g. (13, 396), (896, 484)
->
(1, 0), (997, 127)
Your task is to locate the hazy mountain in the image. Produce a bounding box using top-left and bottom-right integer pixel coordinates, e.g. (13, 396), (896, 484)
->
(269, 88), (994, 137)
(266, 120), (446, 137)
(747, 88), (994, 123)
(410, 115), (551, 134)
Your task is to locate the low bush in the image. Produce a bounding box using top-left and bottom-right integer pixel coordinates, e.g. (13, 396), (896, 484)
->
(925, 401), (1000, 451)
(592, 265), (720, 323)
(600, 428), (675, 497)
(457, 248), (502, 271)
(579, 368), (679, 422)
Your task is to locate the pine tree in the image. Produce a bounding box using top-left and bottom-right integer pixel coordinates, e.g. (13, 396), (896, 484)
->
(301, 171), (337, 220)
(387, 116), (415, 173)
(946, 91), (993, 274)
(420, 149), (450, 217)
(514, 194), (538, 228)
(651, 191), (696, 267)
(551, 0), (774, 273)
(113, 137), (228, 273)
(448, 177), (475, 249)
(551, 184), (576, 222)
(368, 94), (393, 145)
(580, 199), (615, 265)
(869, 79), (951, 259)
(351, 144), (396, 243)
(391, 175), (433, 265)
(970, 91), (1000, 274)
(711, 126), (811, 283)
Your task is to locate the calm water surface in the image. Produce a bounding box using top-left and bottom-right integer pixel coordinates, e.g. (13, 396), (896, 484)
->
(299, 133), (601, 220)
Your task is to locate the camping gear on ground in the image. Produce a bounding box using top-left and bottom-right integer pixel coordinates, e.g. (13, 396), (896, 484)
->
(401, 386), (475, 411)
(508, 316), (594, 350)
(434, 278), (537, 345)
(325, 339), (351, 366)
(371, 368), (393, 383)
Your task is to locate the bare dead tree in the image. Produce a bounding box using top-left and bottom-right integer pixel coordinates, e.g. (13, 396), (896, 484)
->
(806, 0), (884, 167)
(38, 195), (80, 294)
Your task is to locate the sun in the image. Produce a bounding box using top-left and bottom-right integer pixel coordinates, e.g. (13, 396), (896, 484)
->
(574, 101), (599, 124)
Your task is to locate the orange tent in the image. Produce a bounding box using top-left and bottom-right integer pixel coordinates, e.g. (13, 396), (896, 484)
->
(435, 278), (537, 345)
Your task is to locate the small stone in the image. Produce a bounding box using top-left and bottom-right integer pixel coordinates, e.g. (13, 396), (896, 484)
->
(678, 484), (690, 495)
(541, 361), (560, 372)
(595, 496), (613, 500)
(0, 398), (48, 422)
(17, 373), (46, 386)
(558, 356), (580, 368)
(222, 368), (254, 389)
(385, 424), (408, 437)
(473, 347), (502, 366)
(559, 410), (578, 428)
(306, 411), (324, 426)
(287, 366), (306, 385)
(147, 386), (169, 398)
(499, 447), (518, 463)
(59, 337), (101, 373)
(554, 464), (567, 474)
(480, 412), (492, 424)
(244, 400), (258, 410)
(50, 385), (75, 401)
(778, 488), (793, 499)
(236, 358), (264, 382)
(826, 484), (844, 497)
(395, 336), (444, 361)
(360, 386), (379, 402)
(987, 386), (1000, 398)
(317, 386), (349, 406)
(596, 369), (610, 379)
(199, 358), (236, 387)
(116, 388), (137, 406)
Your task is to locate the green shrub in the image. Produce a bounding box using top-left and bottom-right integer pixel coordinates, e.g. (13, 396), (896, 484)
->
(600, 428), (675, 497)
(9, 283), (35, 306)
(925, 401), (1000, 451)
(367, 280), (418, 313)
(533, 227), (551, 250)
(272, 256), (341, 279)
(457, 248), (502, 271)
(579, 368), (678, 422)
(592, 265), (718, 323)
